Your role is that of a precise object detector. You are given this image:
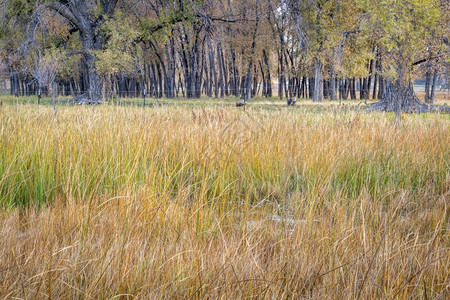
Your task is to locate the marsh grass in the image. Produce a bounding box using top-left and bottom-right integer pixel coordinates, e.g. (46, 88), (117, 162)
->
(0, 104), (448, 298)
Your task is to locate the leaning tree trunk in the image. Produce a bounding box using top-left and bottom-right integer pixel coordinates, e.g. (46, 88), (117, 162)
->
(368, 81), (449, 113)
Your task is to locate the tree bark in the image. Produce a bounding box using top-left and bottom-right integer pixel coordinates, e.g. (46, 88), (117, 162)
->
(263, 50), (272, 97)
(245, 1), (260, 102)
(259, 60), (266, 97)
(313, 59), (323, 102)
(367, 58), (375, 99)
(350, 78), (356, 99)
(309, 77), (315, 99)
(220, 47), (228, 96)
(330, 66), (337, 100)
(278, 50), (284, 99)
(430, 69), (438, 103)
(208, 41), (218, 98)
(368, 80), (448, 113)
(85, 52), (103, 101)
(378, 78), (384, 100)
(424, 70), (431, 103)
(217, 42), (224, 98)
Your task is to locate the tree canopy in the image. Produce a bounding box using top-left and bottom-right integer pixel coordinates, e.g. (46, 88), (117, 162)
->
(0, 0), (448, 109)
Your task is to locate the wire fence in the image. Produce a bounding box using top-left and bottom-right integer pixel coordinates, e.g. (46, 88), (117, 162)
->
(0, 81), (304, 99)
(2, 83), (448, 102)
(68, 87), (276, 97)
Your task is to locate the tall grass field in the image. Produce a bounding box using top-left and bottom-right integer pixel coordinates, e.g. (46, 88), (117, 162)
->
(0, 101), (448, 298)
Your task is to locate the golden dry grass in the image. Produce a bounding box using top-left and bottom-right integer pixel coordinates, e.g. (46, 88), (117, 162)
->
(0, 104), (449, 299)
(415, 90), (450, 103)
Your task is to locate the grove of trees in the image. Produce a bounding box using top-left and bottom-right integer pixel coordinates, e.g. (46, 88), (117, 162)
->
(0, 0), (448, 112)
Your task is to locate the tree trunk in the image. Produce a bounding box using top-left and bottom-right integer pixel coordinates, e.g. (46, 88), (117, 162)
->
(263, 50), (272, 97)
(368, 80), (448, 113)
(323, 80), (329, 99)
(208, 41), (218, 98)
(309, 77), (315, 99)
(196, 37), (206, 98)
(252, 64), (258, 97)
(377, 54), (384, 99)
(9, 71), (16, 95)
(246, 1), (259, 102)
(165, 42), (175, 98)
(378, 77), (384, 100)
(259, 60), (266, 97)
(156, 64), (163, 98)
(278, 50), (284, 99)
(424, 47), (433, 103)
(330, 67), (337, 100)
(220, 47), (228, 96)
(360, 78), (365, 99)
(85, 53), (103, 101)
(372, 71), (378, 100)
(367, 58), (375, 99)
(424, 70), (431, 103)
(430, 69), (438, 104)
(217, 42), (224, 98)
(350, 78), (356, 99)
(313, 59), (323, 102)
(300, 76), (306, 98)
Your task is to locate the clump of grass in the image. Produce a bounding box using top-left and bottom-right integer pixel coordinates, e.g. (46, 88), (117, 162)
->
(0, 104), (448, 298)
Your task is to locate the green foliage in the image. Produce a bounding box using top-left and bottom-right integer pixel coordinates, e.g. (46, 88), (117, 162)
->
(358, 0), (441, 79)
(341, 33), (374, 77)
(29, 46), (66, 87)
(95, 15), (142, 75)
(292, 0), (371, 76)
(0, 0), (447, 101)
(139, 7), (194, 42)
(7, 0), (36, 19)
(96, 4), (195, 76)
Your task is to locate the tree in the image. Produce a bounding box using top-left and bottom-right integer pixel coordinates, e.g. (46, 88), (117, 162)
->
(41, 0), (120, 102)
(0, 0), (31, 96)
(6, 0), (195, 102)
(1, 0), (447, 105)
(30, 48), (65, 116)
(360, 0), (449, 120)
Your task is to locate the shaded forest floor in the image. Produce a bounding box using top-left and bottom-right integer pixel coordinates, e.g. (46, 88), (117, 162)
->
(0, 100), (448, 298)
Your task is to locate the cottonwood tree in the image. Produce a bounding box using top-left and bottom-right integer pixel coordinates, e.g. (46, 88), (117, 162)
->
(43, 0), (125, 102)
(287, 0), (341, 102)
(30, 48), (64, 116)
(423, 0), (449, 104)
(2, 0), (448, 105)
(8, 0), (196, 102)
(279, 0), (362, 102)
(360, 0), (449, 119)
(94, 15), (145, 99)
(0, 0), (30, 95)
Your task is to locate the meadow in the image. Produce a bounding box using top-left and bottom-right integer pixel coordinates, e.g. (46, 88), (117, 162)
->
(0, 97), (448, 298)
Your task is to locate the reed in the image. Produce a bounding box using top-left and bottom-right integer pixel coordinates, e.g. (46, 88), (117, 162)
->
(0, 104), (448, 298)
